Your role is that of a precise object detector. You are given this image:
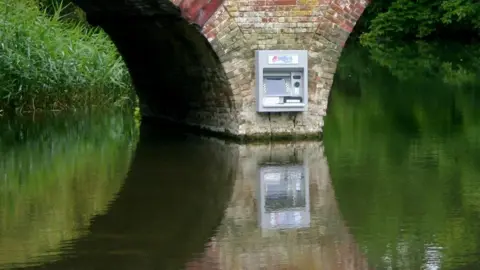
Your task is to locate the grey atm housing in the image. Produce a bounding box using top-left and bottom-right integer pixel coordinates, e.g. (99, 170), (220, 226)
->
(258, 164), (310, 232)
(255, 50), (308, 112)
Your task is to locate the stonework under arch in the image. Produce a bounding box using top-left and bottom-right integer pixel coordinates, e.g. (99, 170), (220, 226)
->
(176, 0), (370, 137)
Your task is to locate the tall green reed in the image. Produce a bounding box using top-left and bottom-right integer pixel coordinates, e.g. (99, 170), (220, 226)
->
(0, 0), (133, 114)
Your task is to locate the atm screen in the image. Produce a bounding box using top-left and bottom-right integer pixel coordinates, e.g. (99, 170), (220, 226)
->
(264, 78), (289, 96)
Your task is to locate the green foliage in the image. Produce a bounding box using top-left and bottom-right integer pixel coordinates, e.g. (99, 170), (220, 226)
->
(357, 0), (480, 44)
(440, 0), (480, 27)
(36, 0), (88, 23)
(0, 110), (138, 267)
(357, 41), (480, 85)
(0, 0), (132, 114)
(324, 43), (480, 269)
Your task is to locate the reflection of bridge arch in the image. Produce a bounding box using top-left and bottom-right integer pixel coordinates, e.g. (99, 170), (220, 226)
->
(5, 120), (370, 269)
(12, 122), (238, 270)
(186, 142), (371, 269)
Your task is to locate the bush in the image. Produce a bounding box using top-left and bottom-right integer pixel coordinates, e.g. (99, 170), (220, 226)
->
(0, 0), (132, 114)
(358, 0), (480, 45)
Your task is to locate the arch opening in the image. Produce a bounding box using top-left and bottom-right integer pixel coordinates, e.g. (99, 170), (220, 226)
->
(73, 0), (237, 134)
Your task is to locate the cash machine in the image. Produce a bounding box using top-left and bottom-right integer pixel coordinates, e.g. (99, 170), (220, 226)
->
(255, 50), (308, 112)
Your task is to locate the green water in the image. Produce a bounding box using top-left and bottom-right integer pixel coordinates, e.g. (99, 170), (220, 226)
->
(0, 42), (479, 269)
(325, 42), (480, 269)
(0, 111), (138, 268)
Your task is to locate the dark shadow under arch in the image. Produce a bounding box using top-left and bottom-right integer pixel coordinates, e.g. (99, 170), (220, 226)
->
(11, 120), (237, 270)
(75, 0), (235, 130)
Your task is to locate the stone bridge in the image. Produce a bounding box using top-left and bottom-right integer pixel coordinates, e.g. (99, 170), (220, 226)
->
(77, 0), (369, 139)
(178, 0), (369, 139)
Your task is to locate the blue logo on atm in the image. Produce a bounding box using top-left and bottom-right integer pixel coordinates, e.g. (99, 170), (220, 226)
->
(272, 55), (293, 63)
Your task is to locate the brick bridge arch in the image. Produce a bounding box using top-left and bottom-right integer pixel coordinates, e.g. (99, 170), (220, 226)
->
(79, 0), (369, 138)
(170, 0), (369, 137)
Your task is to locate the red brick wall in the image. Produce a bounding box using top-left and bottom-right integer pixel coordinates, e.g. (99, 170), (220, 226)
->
(201, 0), (368, 42)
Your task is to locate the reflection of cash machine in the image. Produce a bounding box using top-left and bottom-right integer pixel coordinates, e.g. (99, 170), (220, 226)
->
(255, 50), (308, 112)
(258, 164), (310, 230)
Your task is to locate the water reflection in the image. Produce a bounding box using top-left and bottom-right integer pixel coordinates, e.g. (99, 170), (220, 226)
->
(205, 142), (369, 269)
(325, 42), (480, 270)
(259, 164), (310, 230)
(1, 113), (372, 269)
(6, 119), (237, 270)
(0, 111), (136, 268)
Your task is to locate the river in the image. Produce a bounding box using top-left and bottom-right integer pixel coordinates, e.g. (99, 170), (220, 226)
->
(1, 42), (480, 269)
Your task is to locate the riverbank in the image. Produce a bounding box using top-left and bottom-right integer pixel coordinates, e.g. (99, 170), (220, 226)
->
(0, 0), (132, 114)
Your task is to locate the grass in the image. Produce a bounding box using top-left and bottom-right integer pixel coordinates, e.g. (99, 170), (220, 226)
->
(0, 0), (133, 114)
